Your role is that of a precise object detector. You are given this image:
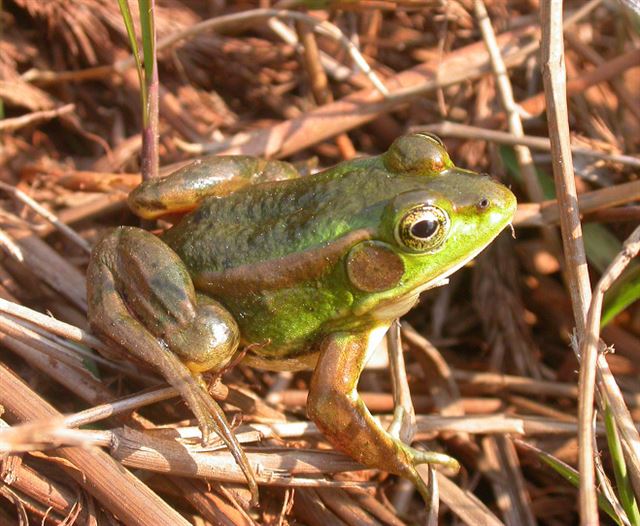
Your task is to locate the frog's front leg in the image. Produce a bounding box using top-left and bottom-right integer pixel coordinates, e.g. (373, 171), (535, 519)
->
(307, 329), (459, 502)
(87, 226), (258, 503)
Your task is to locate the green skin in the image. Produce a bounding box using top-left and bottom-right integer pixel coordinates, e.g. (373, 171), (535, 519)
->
(87, 133), (516, 504)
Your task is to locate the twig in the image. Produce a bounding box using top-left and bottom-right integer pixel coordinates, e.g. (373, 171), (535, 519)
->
(475, 0), (542, 202)
(0, 103), (74, 132)
(0, 424), (367, 487)
(63, 386), (177, 428)
(514, 179), (640, 227)
(0, 297), (105, 350)
(475, 0), (561, 374)
(386, 320), (416, 444)
(0, 228), (24, 261)
(540, 2), (595, 523)
(582, 226), (640, 498)
(415, 121), (640, 168)
(267, 17), (354, 84)
(0, 313), (139, 379)
(434, 472), (504, 526)
(0, 362), (191, 526)
(0, 181), (91, 254)
(296, 20), (356, 159)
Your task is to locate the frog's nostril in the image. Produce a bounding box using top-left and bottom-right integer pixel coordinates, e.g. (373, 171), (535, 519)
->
(477, 198), (490, 210)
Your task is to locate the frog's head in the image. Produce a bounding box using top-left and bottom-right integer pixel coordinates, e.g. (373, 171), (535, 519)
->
(345, 132), (517, 320)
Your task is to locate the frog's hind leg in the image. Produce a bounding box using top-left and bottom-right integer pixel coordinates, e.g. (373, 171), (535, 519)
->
(129, 157), (300, 219)
(87, 226), (258, 503)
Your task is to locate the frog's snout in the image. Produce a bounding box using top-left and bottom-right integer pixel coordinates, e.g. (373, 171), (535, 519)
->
(479, 182), (518, 226)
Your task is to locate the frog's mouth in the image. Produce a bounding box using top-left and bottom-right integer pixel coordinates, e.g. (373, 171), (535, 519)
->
(371, 223), (512, 321)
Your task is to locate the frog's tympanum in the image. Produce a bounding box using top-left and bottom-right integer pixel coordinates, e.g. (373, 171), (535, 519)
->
(87, 133), (516, 504)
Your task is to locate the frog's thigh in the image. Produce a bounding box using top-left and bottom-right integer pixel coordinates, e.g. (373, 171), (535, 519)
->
(88, 226), (239, 373)
(88, 254), (218, 434)
(87, 227), (258, 500)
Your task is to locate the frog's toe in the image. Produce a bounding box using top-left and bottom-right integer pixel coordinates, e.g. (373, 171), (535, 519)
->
(409, 447), (460, 472)
(397, 442), (458, 503)
(194, 384), (260, 505)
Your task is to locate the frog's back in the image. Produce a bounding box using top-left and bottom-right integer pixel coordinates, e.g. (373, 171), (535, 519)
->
(162, 158), (407, 274)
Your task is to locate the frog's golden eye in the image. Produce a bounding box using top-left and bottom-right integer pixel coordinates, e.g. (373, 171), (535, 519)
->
(395, 204), (449, 252)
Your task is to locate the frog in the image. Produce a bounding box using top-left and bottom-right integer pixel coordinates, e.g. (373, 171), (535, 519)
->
(87, 132), (516, 505)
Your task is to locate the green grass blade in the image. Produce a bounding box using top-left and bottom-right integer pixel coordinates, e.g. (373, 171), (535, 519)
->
(582, 223), (628, 274)
(605, 401), (640, 525)
(138, 0), (155, 89)
(601, 265), (640, 326)
(136, 0), (159, 181)
(535, 446), (624, 525)
(583, 223), (640, 326)
(116, 0), (147, 124)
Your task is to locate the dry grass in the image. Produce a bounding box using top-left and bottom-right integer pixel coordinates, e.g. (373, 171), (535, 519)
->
(1, 1), (640, 525)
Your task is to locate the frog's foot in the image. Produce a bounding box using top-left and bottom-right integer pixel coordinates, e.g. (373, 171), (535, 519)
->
(308, 329), (459, 504)
(87, 227), (259, 504)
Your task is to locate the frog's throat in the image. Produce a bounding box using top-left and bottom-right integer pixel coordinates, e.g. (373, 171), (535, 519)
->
(369, 227), (507, 322)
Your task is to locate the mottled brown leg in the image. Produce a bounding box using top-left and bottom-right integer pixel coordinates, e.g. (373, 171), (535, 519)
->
(87, 227), (258, 503)
(307, 330), (459, 502)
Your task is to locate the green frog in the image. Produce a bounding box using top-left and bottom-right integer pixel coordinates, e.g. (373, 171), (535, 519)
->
(87, 133), (516, 504)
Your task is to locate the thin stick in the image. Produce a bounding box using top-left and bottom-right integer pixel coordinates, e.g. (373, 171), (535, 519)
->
(0, 297), (108, 351)
(583, 227), (640, 495)
(0, 103), (74, 132)
(386, 320), (416, 443)
(0, 181), (91, 254)
(416, 121), (640, 168)
(296, 21), (356, 158)
(475, 0), (565, 313)
(540, 1), (595, 523)
(0, 362), (191, 526)
(514, 179), (640, 227)
(476, 0), (542, 202)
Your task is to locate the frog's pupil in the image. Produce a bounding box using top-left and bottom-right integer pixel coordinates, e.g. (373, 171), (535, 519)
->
(411, 219), (438, 239)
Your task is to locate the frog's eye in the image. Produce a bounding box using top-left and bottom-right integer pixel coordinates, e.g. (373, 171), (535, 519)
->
(395, 204), (450, 252)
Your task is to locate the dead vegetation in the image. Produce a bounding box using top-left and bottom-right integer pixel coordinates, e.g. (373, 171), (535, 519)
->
(1, 1), (640, 525)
